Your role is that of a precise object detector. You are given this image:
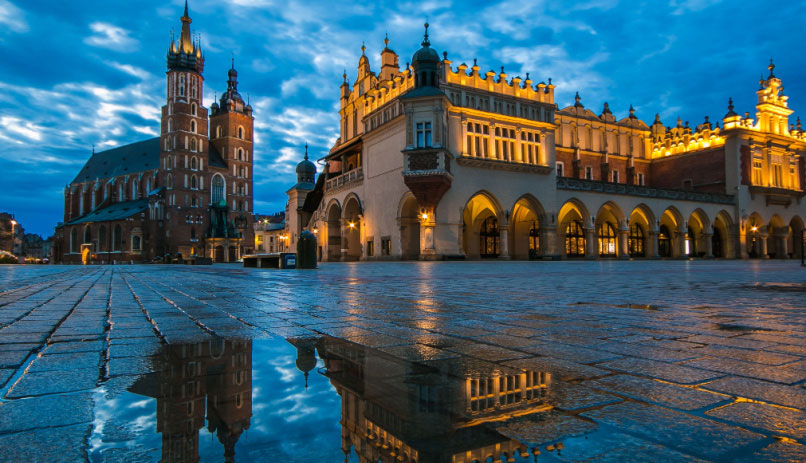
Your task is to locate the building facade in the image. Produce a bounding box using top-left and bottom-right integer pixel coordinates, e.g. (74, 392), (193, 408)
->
(253, 212), (288, 253)
(56, 2), (255, 264)
(288, 25), (806, 261)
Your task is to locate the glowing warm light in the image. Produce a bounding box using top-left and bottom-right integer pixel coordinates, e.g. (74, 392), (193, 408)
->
(312, 228), (318, 234)
(421, 213), (428, 220)
(10, 220), (16, 225)
(751, 226), (758, 232)
(348, 222), (356, 229)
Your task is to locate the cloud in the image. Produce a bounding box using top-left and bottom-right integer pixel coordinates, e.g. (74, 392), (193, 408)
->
(84, 22), (138, 51)
(0, 0), (27, 33)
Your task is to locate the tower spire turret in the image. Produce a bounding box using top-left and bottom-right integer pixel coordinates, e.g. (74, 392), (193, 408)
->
(167, 0), (204, 73)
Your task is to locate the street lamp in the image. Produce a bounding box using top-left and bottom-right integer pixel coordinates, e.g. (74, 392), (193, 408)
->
(9, 220), (17, 254)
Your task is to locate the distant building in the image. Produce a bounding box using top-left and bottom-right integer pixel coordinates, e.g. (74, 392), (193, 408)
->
(0, 212), (22, 256)
(253, 212), (287, 253)
(55, 2), (255, 264)
(287, 25), (806, 261)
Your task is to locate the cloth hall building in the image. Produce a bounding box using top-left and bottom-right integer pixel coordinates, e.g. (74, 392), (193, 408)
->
(287, 25), (806, 261)
(55, 3), (255, 264)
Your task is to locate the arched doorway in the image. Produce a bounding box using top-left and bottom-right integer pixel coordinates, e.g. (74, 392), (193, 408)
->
(687, 210), (709, 257)
(479, 216), (500, 258)
(598, 222), (617, 257)
(658, 225), (672, 257)
(399, 195), (420, 260)
(326, 201), (341, 261)
(228, 246), (237, 262)
(559, 199), (590, 259)
(746, 213), (764, 258)
(462, 192), (503, 259)
(712, 228), (723, 258)
(789, 216), (805, 259)
(510, 195), (544, 260)
(629, 223), (645, 257)
(565, 221), (585, 257)
(660, 207), (684, 257)
(215, 245), (225, 263)
(713, 211), (733, 258)
(342, 195), (362, 261)
(595, 202), (625, 258)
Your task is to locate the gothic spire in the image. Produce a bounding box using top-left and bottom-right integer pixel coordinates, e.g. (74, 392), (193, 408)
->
(179, 0), (193, 54)
(422, 22), (430, 47)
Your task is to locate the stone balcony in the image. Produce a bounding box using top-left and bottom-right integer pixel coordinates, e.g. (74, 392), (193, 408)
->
(326, 167), (364, 192)
(748, 185), (805, 207)
(557, 177), (736, 205)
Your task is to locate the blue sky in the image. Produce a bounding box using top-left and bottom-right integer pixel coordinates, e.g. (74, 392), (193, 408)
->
(1, 0), (804, 237)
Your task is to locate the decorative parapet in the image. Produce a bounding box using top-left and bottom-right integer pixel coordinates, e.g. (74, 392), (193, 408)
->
(557, 177), (736, 205)
(325, 167), (364, 192)
(748, 185), (805, 206)
(443, 59), (555, 105)
(363, 70), (415, 116)
(457, 156), (552, 175)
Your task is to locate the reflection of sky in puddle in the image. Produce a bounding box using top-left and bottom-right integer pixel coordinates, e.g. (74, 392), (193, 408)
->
(89, 336), (351, 462)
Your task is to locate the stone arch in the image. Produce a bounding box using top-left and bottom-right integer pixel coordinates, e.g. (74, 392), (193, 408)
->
(398, 192), (420, 260)
(788, 215), (805, 259)
(712, 210), (734, 258)
(510, 194), (546, 260)
(768, 214), (788, 259)
(462, 191), (504, 259)
(686, 209), (710, 257)
(595, 201), (626, 258)
(746, 212), (765, 258)
(558, 199), (591, 258)
(325, 199), (342, 261)
(659, 206), (684, 257)
(342, 195), (363, 261)
(628, 204), (655, 258)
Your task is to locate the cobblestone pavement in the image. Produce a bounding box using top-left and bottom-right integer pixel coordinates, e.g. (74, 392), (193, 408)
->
(0, 261), (805, 462)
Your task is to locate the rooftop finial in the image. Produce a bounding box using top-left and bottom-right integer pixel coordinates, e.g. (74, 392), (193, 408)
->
(304, 142), (308, 161)
(183, 0), (189, 18)
(797, 116), (802, 131)
(422, 21), (430, 47)
(384, 32), (389, 48)
(728, 97), (734, 112)
(654, 113), (660, 123)
(629, 104), (636, 118)
(473, 58), (477, 67)
(361, 41), (366, 55)
(574, 91), (582, 107)
(231, 52), (235, 70)
(92, 144), (95, 155)
(768, 58), (775, 78)
(342, 69), (347, 82)
(603, 101), (612, 115)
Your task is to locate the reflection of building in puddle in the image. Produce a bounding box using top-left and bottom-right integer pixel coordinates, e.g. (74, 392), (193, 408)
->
(294, 336), (552, 463)
(129, 338), (252, 463)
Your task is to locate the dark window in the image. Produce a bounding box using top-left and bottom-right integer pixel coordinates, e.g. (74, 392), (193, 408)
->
(479, 216), (500, 258)
(381, 237), (391, 256)
(629, 223), (644, 257)
(367, 239), (374, 257)
(658, 225), (672, 257)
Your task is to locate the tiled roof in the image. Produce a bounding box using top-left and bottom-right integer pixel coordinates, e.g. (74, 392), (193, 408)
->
(65, 198), (149, 225)
(71, 138), (160, 184)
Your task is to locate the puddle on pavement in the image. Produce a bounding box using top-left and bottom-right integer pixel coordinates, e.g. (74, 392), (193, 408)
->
(85, 335), (608, 463)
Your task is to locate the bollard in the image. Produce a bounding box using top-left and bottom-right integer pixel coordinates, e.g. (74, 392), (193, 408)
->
(297, 230), (318, 269)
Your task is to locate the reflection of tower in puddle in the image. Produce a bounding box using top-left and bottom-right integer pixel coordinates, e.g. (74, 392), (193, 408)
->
(130, 338), (252, 463)
(305, 336), (551, 463)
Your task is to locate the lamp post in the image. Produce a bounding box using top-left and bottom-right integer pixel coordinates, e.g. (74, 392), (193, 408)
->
(9, 220), (17, 255)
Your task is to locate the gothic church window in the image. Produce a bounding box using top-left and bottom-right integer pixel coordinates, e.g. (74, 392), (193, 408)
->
(179, 74), (185, 97)
(212, 175), (225, 203)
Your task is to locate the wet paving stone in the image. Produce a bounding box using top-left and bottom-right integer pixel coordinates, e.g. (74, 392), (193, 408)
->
(701, 376), (806, 410)
(585, 374), (727, 411)
(582, 402), (765, 460)
(1, 262), (805, 462)
(596, 356), (724, 384)
(0, 423), (91, 463)
(0, 392), (94, 433)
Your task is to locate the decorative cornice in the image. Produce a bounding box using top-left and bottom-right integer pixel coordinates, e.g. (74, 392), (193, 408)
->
(457, 156), (553, 175)
(557, 177), (736, 205)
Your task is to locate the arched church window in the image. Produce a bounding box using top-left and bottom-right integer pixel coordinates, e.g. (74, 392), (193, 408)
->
(212, 174), (225, 203)
(166, 174), (173, 190)
(98, 226), (106, 251)
(238, 126), (244, 139)
(70, 228), (78, 253)
(190, 120), (196, 133)
(179, 74), (185, 97)
(191, 175), (197, 190)
(191, 157), (197, 170)
(190, 138), (197, 152)
(112, 225), (122, 252)
(131, 180), (138, 200)
(216, 126), (222, 138)
(191, 103), (197, 117)
(83, 226), (92, 244)
(565, 221), (585, 257)
(237, 148), (243, 160)
(598, 222), (617, 256)
(629, 223), (645, 257)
